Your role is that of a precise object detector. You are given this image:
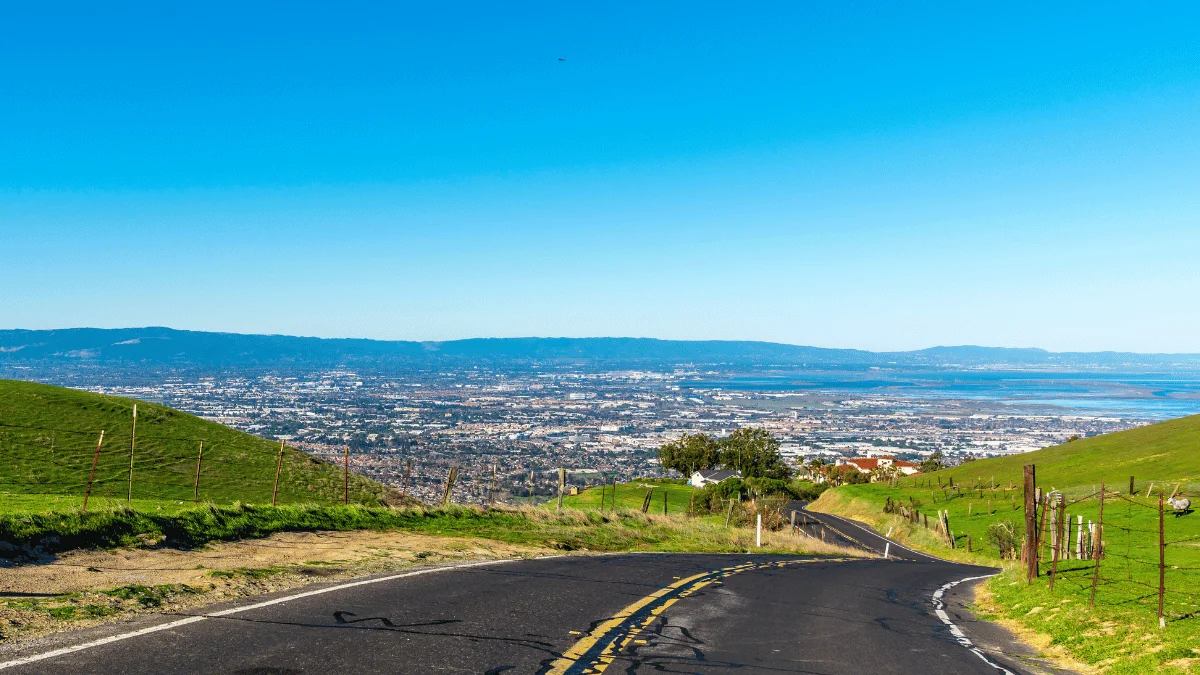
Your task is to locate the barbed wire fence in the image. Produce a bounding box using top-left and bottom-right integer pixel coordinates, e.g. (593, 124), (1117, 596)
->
(888, 469), (1199, 629)
(0, 418), (391, 510)
(0, 419), (589, 513)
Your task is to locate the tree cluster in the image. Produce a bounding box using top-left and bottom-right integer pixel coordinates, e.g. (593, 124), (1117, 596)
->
(657, 428), (791, 480)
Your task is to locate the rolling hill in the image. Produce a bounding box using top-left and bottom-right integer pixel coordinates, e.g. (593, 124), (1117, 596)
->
(914, 413), (1200, 491)
(4, 327), (1200, 370)
(0, 379), (399, 510)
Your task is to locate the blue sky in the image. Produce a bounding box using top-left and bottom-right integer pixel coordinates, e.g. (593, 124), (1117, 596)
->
(3, 2), (1199, 351)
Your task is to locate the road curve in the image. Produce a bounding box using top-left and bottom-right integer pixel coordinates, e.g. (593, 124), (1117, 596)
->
(0, 517), (1032, 674)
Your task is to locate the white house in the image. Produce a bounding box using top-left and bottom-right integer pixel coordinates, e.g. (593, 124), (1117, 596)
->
(689, 469), (742, 488)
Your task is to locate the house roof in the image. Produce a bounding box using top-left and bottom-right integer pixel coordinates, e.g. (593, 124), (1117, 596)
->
(844, 458), (884, 470)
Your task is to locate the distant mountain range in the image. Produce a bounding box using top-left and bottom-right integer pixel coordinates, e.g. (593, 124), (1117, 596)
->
(2, 327), (1199, 370)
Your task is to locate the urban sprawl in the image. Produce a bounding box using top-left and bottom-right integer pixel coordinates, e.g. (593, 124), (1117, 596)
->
(77, 368), (1137, 504)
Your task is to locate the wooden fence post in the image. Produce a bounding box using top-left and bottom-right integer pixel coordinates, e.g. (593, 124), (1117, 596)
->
(1037, 493), (1050, 564)
(662, 488), (668, 515)
(193, 440), (204, 503)
(442, 466), (459, 506)
(1024, 464), (1037, 582)
(1049, 497), (1062, 590)
(1159, 493), (1166, 628)
(400, 459), (412, 501)
(641, 489), (654, 513)
(725, 498), (736, 528)
(271, 438), (285, 506)
(82, 430), (105, 511)
(611, 475), (617, 509)
(126, 404), (137, 507)
(1130, 475), (1135, 496)
(557, 468), (566, 513)
(1090, 482), (1105, 607)
(343, 446), (350, 505)
(527, 470), (534, 504)
(490, 464), (497, 506)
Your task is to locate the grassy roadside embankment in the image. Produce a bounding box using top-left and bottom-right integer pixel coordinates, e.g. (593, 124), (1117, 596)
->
(810, 414), (1200, 674)
(1, 500), (860, 645)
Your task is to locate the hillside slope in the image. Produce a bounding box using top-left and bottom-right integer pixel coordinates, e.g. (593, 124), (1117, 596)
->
(0, 379), (397, 508)
(916, 413), (1200, 490)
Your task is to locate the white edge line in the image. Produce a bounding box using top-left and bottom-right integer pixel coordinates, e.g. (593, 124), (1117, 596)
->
(0, 555), (563, 671)
(932, 574), (1017, 675)
(809, 509), (953, 563)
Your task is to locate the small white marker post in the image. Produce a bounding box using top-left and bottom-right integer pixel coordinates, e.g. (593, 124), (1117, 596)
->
(756, 514), (762, 547)
(884, 527), (893, 559)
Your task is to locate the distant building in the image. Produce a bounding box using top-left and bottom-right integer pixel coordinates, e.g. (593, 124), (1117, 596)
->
(689, 469), (742, 488)
(838, 456), (920, 479)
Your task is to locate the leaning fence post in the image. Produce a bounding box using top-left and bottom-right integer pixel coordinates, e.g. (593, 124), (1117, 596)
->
(193, 440), (204, 503)
(557, 467), (566, 513)
(271, 438), (285, 506)
(400, 459), (413, 501)
(1090, 482), (1105, 607)
(442, 466), (458, 506)
(1159, 493), (1166, 628)
(126, 404), (137, 507)
(82, 430), (105, 511)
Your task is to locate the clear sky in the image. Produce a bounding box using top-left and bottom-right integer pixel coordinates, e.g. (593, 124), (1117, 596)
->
(3, 2), (1199, 352)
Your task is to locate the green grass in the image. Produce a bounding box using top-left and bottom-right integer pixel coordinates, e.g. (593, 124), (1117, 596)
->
(904, 413), (1200, 492)
(562, 479), (698, 514)
(0, 379), (398, 510)
(810, 414), (1200, 674)
(0, 501), (837, 557)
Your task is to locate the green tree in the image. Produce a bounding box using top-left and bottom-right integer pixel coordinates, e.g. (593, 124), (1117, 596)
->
(920, 450), (945, 474)
(828, 464), (868, 486)
(718, 428), (791, 479)
(657, 433), (721, 476)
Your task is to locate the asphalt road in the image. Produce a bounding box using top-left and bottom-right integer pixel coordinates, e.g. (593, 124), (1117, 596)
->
(0, 512), (1033, 675)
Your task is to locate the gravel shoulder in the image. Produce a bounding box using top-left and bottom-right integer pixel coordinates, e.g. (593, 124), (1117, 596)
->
(0, 529), (550, 645)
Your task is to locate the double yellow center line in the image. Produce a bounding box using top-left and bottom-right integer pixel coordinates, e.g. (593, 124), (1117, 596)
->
(545, 558), (844, 675)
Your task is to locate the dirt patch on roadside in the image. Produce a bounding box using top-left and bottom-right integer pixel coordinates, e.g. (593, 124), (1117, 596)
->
(0, 530), (550, 646)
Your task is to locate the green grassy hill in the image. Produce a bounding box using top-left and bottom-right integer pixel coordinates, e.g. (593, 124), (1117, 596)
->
(811, 414), (1200, 674)
(0, 379), (398, 512)
(561, 479), (696, 514)
(911, 413), (1200, 493)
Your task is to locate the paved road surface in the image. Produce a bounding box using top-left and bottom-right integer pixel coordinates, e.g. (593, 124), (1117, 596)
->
(0, 509), (1038, 674)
